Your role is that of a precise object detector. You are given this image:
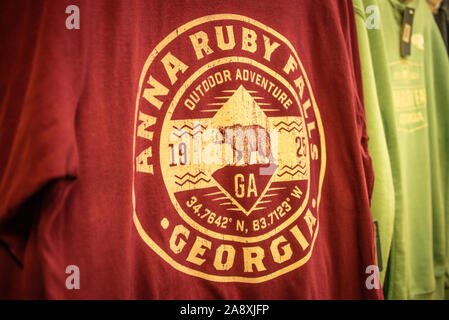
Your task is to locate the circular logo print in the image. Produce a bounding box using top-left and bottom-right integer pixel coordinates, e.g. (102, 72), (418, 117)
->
(132, 14), (326, 283)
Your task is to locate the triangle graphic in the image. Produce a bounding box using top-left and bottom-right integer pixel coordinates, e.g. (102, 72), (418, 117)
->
(211, 85), (270, 128)
(209, 85), (277, 214)
(212, 164), (276, 213)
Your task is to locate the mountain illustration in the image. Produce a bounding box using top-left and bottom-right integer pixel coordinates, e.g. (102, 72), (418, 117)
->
(210, 85), (270, 128)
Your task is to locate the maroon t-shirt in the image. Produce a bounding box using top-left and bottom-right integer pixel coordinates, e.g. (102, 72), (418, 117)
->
(0, 0), (382, 299)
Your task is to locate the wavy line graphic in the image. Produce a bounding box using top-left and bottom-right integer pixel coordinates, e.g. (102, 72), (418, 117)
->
(274, 121), (303, 128)
(171, 131), (203, 138)
(274, 121), (304, 133)
(172, 124), (207, 131)
(175, 177), (211, 186)
(281, 163), (306, 171)
(277, 169), (306, 177)
(175, 171), (207, 180)
(171, 123), (207, 138)
(277, 127), (303, 133)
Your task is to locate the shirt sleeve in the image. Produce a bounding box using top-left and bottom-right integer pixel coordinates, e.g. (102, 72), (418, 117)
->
(352, 0), (396, 285)
(425, 14), (449, 299)
(0, 0), (84, 264)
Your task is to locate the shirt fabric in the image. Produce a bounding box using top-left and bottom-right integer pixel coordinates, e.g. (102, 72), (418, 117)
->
(431, 0), (449, 52)
(353, 0), (396, 286)
(0, 0), (382, 299)
(355, 0), (449, 300)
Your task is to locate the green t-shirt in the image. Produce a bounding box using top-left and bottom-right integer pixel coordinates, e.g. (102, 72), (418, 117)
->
(354, 0), (449, 299)
(353, 1), (396, 287)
